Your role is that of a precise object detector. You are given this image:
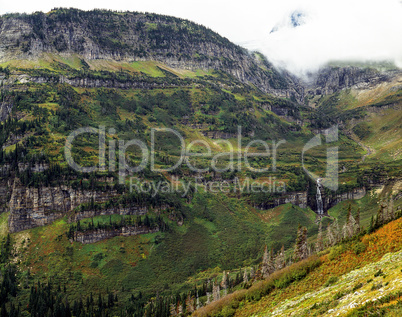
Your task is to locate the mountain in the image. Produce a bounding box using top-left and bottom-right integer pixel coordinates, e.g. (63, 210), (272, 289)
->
(270, 10), (308, 33)
(195, 199), (402, 316)
(0, 8), (305, 101)
(0, 8), (400, 317)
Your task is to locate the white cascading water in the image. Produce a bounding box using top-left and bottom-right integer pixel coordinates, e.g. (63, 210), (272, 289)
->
(316, 178), (324, 215)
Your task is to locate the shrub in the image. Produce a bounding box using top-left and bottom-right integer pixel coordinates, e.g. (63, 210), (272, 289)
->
(352, 242), (366, 255)
(220, 306), (236, 317)
(333, 290), (347, 300)
(328, 244), (347, 261)
(352, 282), (363, 292)
(193, 256), (321, 317)
(371, 283), (383, 291)
(324, 276), (339, 287)
(93, 252), (104, 261)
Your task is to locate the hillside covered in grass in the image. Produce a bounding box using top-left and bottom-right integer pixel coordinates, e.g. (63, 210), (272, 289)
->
(0, 7), (401, 317)
(193, 192), (402, 316)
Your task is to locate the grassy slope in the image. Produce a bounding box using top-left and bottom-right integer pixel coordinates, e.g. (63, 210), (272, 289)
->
(0, 187), (388, 307)
(0, 193), (268, 303)
(0, 53), (214, 79)
(194, 212), (402, 317)
(336, 74), (402, 163)
(0, 56), (401, 313)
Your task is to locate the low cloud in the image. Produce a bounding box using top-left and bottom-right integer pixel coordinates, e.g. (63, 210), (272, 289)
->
(2, 0), (402, 76)
(243, 0), (402, 76)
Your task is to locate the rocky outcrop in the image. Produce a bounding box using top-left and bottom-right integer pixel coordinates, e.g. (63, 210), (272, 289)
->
(8, 180), (116, 232)
(6, 178), (171, 232)
(277, 192), (308, 209)
(0, 74), (185, 90)
(69, 203), (172, 223)
(201, 131), (237, 139)
(306, 66), (397, 97)
(254, 191), (308, 210)
(73, 226), (159, 244)
(324, 187), (366, 211)
(0, 181), (10, 213)
(0, 9), (304, 102)
(0, 101), (13, 122)
(254, 187), (367, 213)
(69, 206), (148, 223)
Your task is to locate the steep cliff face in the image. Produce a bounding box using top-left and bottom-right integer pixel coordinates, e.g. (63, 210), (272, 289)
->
(0, 9), (304, 101)
(73, 226), (159, 244)
(7, 179), (152, 233)
(306, 66), (396, 96)
(0, 74), (182, 90)
(6, 179), (369, 234)
(253, 191), (308, 210)
(0, 102), (13, 122)
(252, 187), (368, 212)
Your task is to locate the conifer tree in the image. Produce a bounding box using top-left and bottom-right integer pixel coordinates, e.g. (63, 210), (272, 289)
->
(243, 268), (249, 283)
(267, 248), (275, 274)
(326, 223), (335, 246)
(346, 203), (352, 224)
(212, 282), (220, 301)
(376, 204), (384, 227)
(220, 271), (228, 296)
(294, 225), (308, 261)
(261, 246), (270, 278)
(389, 196), (395, 220)
(368, 215), (374, 233)
(275, 245), (285, 270)
(249, 267), (255, 280)
(355, 208), (361, 233)
(315, 221), (323, 252)
(333, 218), (341, 243)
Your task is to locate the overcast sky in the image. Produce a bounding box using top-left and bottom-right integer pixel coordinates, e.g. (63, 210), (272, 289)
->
(1, 0), (402, 75)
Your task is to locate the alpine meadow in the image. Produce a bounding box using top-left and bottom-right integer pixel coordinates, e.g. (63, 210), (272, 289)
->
(0, 7), (401, 317)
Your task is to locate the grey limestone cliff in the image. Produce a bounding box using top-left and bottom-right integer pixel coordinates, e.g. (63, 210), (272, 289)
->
(0, 9), (304, 101)
(7, 179), (151, 233)
(306, 66), (397, 96)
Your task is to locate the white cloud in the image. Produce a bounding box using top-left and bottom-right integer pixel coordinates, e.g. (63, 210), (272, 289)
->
(252, 0), (402, 75)
(1, 0), (401, 75)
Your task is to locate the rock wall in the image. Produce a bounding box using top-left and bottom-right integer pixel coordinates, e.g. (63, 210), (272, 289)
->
(7, 180), (117, 232)
(0, 102), (13, 122)
(254, 187), (367, 213)
(0, 9), (304, 102)
(328, 187), (367, 208)
(69, 206), (148, 223)
(4, 178), (371, 234)
(73, 226), (159, 244)
(6, 178), (171, 233)
(254, 191), (308, 210)
(306, 67), (396, 96)
(309, 187), (367, 214)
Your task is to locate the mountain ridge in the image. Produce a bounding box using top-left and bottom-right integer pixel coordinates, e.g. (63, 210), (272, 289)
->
(0, 8), (307, 102)
(1, 8), (401, 106)
(0, 8), (400, 317)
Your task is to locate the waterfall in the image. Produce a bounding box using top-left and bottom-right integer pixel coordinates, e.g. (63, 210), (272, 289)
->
(316, 178), (324, 215)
